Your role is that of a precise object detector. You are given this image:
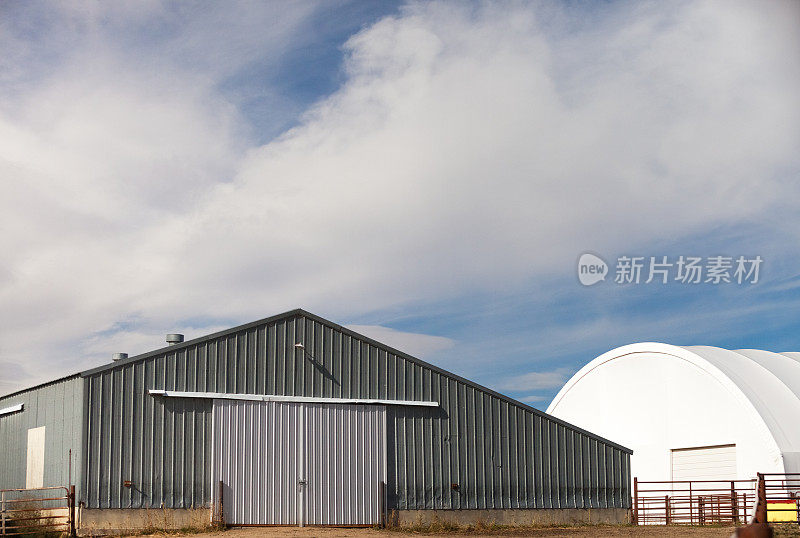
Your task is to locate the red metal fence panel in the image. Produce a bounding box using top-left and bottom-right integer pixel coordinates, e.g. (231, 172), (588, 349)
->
(0, 486), (74, 536)
(761, 473), (800, 524)
(633, 477), (756, 525)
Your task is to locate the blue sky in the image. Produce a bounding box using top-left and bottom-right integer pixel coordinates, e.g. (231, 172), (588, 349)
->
(1, 0), (799, 409)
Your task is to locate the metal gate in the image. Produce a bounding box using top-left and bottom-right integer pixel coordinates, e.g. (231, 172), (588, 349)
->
(212, 399), (386, 526)
(633, 478), (756, 525)
(0, 486), (75, 536)
(762, 473), (800, 524)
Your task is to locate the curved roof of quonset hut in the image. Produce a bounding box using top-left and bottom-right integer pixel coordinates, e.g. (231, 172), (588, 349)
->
(548, 343), (800, 476)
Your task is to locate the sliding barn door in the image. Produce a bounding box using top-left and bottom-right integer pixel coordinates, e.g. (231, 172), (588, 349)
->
(212, 399), (386, 526)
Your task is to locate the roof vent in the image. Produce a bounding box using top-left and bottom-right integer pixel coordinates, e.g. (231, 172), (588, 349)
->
(112, 353), (128, 362)
(166, 333), (184, 346)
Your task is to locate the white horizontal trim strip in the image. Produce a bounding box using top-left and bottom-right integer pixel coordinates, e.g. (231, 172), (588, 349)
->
(149, 389), (438, 407)
(0, 403), (24, 416)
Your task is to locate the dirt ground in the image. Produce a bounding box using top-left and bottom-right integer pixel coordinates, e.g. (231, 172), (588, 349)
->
(134, 525), (745, 538)
(127, 523), (800, 538)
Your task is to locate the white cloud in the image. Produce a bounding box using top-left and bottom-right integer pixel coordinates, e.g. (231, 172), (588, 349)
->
(518, 394), (549, 404)
(158, 0), (799, 317)
(347, 325), (455, 358)
(1, 0), (799, 394)
(80, 324), (233, 366)
(499, 368), (573, 392)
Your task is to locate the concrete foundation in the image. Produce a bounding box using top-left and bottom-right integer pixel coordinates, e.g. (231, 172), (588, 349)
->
(394, 508), (631, 526)
(76, 506), (629, 532)
(78, 508), (211, 535)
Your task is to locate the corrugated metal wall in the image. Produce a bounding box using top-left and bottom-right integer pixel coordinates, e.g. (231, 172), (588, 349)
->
(212, 400), (386, 525)
(388, 401), (628, 509)
(213, 399), (301, 524)
(81, 310), (631, 510)
(0, 376), (84, 493)
(303, 402), (386, 525)
(83, 358), (212, 508)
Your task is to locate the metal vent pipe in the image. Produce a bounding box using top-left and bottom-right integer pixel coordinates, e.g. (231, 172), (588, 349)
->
(166, 333), (184, 346)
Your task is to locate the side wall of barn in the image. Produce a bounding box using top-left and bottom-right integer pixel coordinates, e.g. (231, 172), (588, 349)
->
(0, 376), (84, 495)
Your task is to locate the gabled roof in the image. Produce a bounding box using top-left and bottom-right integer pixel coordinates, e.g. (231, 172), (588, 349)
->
(79, 308), (312, 376)
(0, 374), (81, 402)
(83, 308), (632, 452)
(3, 308), (633, 453)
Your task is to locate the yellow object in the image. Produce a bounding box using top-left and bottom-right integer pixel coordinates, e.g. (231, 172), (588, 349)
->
(767, 500), (799, 522)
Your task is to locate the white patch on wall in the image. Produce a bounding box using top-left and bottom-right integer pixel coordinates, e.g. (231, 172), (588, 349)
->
(671, 444), (737, 482)
(26, 426), (46, 488)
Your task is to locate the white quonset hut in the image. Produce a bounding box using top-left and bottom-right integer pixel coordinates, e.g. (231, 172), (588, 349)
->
(547, 343), (800, 482)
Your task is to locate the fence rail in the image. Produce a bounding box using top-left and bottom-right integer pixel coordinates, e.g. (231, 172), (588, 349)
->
(634, 474), (800, 527)
(633, 478), (756, 525)
(0, 486), (75, 536)
(762, 473), (800, 524)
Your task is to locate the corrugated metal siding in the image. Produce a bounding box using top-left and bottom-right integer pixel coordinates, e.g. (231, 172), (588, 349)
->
(304, 403), (385, 525)
(82, 311), (631, 510)
(83, 357), (212, 508)
(0, 376), (84, 494)
(213, 399), (301, 524)
(212, 400), (385, 525)
(395, 395), (630, 510)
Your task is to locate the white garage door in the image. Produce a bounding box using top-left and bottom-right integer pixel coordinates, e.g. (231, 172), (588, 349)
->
(671, 444), (737, 481)
(212, 399), (386, 526)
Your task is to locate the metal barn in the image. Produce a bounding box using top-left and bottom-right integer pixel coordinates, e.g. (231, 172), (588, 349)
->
(0, 309), (632, 530)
